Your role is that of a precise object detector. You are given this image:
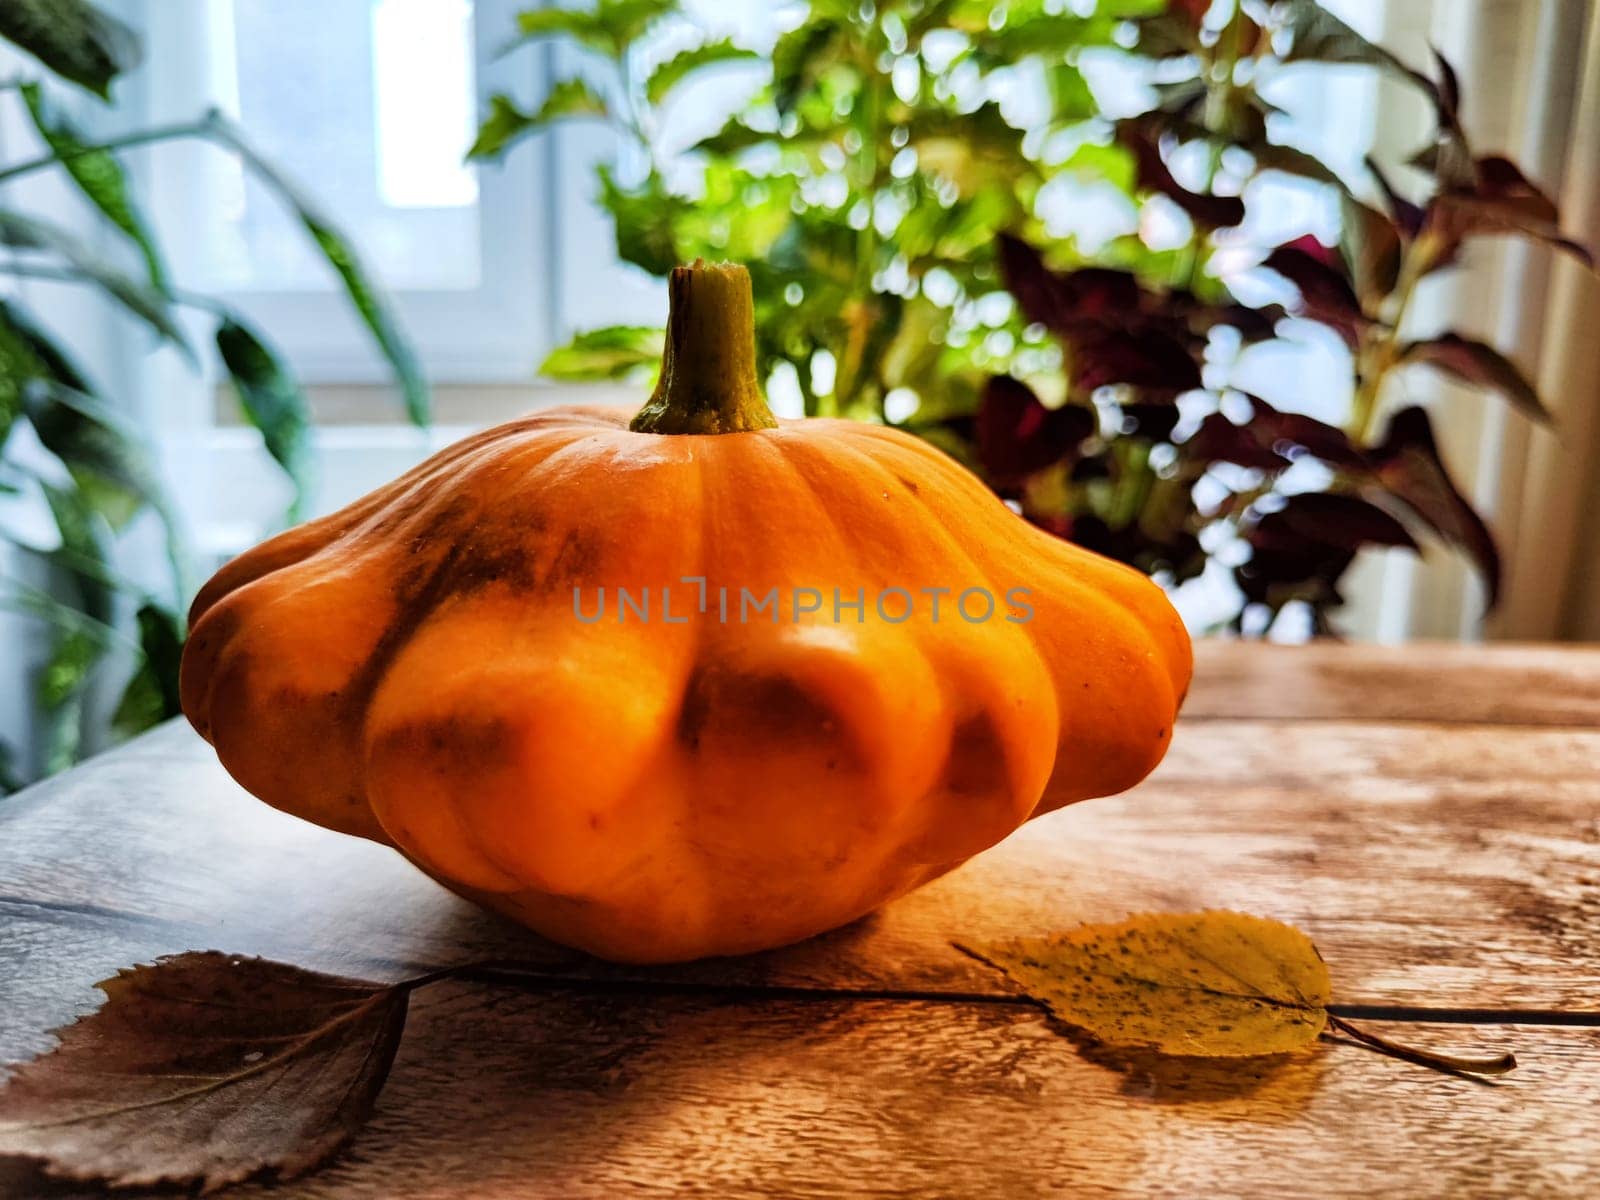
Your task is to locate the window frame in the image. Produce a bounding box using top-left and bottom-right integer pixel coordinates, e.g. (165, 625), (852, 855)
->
(128, 0), (557, 387)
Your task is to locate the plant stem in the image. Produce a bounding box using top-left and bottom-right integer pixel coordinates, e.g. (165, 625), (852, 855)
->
(0, 120), (213, 184)
(1326, 1014), (1516, 1078)
(630, 261), (777, 435)
(391, 959), (1522, 1082)
(1350, 238), (1429, 442)
(1178, 0), (1244, 291)
(0, 261), (235, 320)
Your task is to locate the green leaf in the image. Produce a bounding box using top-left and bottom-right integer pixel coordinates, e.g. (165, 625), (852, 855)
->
(1045, 64), (1096, 122)
(19, 81), (170, 292)
(0, 578), (122, 776)
(690, 116), (776, 158)
(1060, 140), (1136, 193)
(22, 382), (171, 533)
(216, 317), (312, 520)
(468, 81), (610, 161)
(506, 1), (674, 57)
(1398, 334), (1549, 423)
(506, 7), (615, 55)
(540, 326), (663, 381)
(111, 603), (185, 739)
(204, 113), (430, 425)
(645, 39), (758, 106)
(0, 0), (140, 99)
(0, 210), (189, 355)
(0, 299), (59, 443)
(0, 740), (21, 795)
(39, 477), (115, 623)
(772, 20), (846, 116)
(598, 166), (682, 275)
(910, 104), (1031, 197)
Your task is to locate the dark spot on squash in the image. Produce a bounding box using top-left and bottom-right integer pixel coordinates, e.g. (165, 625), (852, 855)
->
(540, 527), (602, 592)
(676, 665), (864, 773)
(941, 711), (1007, 796)
(897, 474), (920, 495)
(373, 712), (516, 769)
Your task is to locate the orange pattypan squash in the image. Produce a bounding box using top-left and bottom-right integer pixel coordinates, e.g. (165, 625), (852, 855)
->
(182, 262), (1191, 963)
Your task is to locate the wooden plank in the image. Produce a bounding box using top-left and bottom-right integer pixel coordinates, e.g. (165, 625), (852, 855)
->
(1, 718), (1596, 1012)
(9, 979), (1592, 1200)
(1186, 640), (1600, 727)
(5, 643), (1600, 1197)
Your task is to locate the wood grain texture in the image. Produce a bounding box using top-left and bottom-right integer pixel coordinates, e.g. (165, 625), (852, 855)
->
(2, 642), (1599, 1197)
(1187, 639), (1600, 726)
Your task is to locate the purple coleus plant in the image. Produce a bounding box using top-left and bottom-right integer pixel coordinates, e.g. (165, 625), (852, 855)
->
(960, 4), (1593, 635)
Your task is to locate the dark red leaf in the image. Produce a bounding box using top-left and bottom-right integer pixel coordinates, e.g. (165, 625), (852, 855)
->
(1475, 156), (1559, 223)
(998, 235), (1146, 332)
(1426, 193), (1594, 268)
(1364, 156), (1425, 238)
(0, 953), (408, 1192)
(1398, 334), (1550, 422)
(1341, 192), (1408, 303)
(1369, 405), (1501, 607)
(1180, 411), (1288, 470)
(998, 233), (1068, 331)
(978, 375), (1095, 484)
(1236, 492), (1416, 611)
(1118, 400), (1182, 442)
(1262, 239), (1368, 345)
(1179, 397), (1365, 472)
(1253, 492), (1419, 553)
(1075, 328), (1203, 392)
(1236, 543), (1355, 609)
(1129, 13), (1201, 58)
(1247, 396), (1367, 468)
(1431, 46), (1461, 118)
(996, 234), (1205, 395)
(1167, 289), (1287, 343)
(1117, 119), (1246, 228)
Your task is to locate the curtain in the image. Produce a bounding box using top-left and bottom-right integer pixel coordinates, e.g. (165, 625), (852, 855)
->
(1361, 0), (1599, 642)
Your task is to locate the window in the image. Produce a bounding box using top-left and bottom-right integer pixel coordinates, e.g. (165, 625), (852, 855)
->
(128, 0), (548, 385)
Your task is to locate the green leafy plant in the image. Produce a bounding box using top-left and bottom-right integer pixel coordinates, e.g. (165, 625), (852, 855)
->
(485, 0), (1592, 635)
(472, 0), (1163, 421)
(0, 4), (426, 788)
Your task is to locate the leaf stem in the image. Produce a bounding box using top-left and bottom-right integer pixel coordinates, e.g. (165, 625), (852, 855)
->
(1350, 231), (1435, 441)
(0, 120), (213, 184)
(1325, 1013), (1516, 1078)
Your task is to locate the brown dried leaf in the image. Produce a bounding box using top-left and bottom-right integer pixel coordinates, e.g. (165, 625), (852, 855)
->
(0, 952), (408, 1192)
(960, 911), (1331, 1057)
(1398, 333), (1550, 423)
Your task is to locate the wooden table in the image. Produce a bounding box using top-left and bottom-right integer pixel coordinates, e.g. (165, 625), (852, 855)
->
(2, 641), (1599, 1198)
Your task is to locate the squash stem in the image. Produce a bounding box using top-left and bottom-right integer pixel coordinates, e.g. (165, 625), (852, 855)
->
(631, 260), (778, 435)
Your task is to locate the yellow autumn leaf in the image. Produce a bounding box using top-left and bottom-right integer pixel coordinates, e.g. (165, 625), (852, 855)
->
(959, 910), (1331, 1057)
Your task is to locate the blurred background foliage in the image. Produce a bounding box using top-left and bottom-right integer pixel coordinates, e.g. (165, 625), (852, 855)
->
(0, 0), (425, 790)
(478, 0), (1589, 638)
(0, 0), (1591, 790)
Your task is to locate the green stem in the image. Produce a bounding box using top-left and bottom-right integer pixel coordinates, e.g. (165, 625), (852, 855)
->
(1178, 1), (1243, 290)
(0, 261), (234, 320)
(0, 120), (212, 184)
(1350, 236), (1430, 441)
(630, 261), (778, 435)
